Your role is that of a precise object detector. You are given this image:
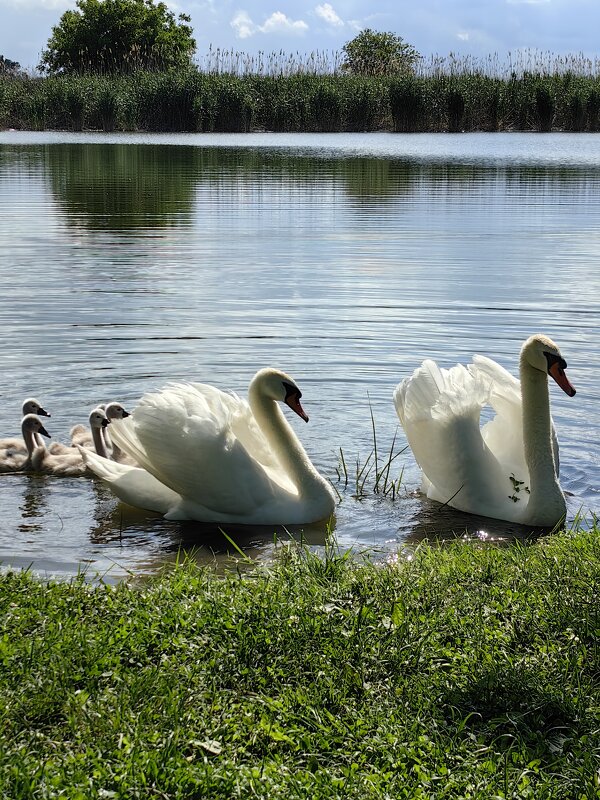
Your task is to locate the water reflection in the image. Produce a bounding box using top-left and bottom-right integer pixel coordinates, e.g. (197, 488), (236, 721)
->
(41, 144), (600, 232)
(87, 493), (332, 560)
(17, 475), (49, 535)
(399, 498), (548, 547)
(45, 144), (200, 230)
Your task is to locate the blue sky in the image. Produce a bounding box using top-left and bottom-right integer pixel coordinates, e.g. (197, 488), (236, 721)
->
(1, 0), (597, 73)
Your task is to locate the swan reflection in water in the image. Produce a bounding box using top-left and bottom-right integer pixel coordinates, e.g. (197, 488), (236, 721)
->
(86, 490), (335, 574)
(17, 474), (50, 536)
(398, 495), (549, 549)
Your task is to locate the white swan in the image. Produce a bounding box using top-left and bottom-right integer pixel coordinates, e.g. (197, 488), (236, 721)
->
(82, 368), (336, 524)
(393, 334), (576, 527)
(0, 414), (50, 473)
(0, 398), (51, 456)
(32, 409), (110, 476)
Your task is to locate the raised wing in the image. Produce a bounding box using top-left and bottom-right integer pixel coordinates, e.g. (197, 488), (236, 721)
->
(395, 359), (509, 513)
(110, 383), (295, 517)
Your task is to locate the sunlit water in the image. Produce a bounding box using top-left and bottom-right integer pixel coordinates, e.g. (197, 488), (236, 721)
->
(0, 131), (599, 582)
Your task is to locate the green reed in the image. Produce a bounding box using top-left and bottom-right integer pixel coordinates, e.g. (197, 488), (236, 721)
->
(336, 401), (408, 500)
(4, 49), (600, 132)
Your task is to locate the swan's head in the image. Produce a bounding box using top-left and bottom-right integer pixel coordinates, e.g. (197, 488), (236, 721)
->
(22, 398), (50, 417)
(252, 368), (309, 422)
(521, 334), (576, 397)
(21, 413), (51, 438)
(105, 402), (130, 420)
(89, 408), (110, 429)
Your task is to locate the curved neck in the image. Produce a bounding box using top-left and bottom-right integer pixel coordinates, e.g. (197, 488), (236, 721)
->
(22, 426), (42, 458)
(520, 357), (564, 517)
(248, 379), (331, 502)
(92, 426), (108, 458)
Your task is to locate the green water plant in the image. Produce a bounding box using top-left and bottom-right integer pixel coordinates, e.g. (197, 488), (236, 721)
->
(336, 400), (407, 499)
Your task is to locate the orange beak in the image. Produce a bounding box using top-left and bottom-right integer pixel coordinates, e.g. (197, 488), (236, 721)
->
(285, 394), (309, 422)
(549, 362), (576, 396)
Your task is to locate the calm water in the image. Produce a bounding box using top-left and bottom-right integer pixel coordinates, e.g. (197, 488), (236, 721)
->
(0, 131), (599, 582)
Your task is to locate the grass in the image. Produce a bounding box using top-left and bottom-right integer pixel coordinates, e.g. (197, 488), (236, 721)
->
(1, 528), (600, 798)
(336, 401), (407, 500)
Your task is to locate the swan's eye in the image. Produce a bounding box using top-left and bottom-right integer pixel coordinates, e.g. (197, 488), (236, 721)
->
(282, 381), (301, 401)
(544, 352), (567, 372)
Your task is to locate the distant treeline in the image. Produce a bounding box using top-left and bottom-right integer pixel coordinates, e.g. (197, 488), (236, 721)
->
(2, 69), (600, 133)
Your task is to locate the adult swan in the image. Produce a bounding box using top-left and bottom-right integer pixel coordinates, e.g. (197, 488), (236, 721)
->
(82, 368), (336, 525)
(393, 334), (576, 527)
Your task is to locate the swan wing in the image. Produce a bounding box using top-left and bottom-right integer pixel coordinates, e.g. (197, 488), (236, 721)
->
(109, 383), (293, 517)
(82, 449), (180, 515)
(394, 359), (512, 516)
(468, 355), (528, 481)
(0, 437), (27, 456)
(469, 353), (559, 478)
(189, 383), (282, 473)
(70, 424), (93, 448)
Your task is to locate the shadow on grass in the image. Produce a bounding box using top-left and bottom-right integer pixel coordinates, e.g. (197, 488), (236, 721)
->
(444, 664), (586, 760)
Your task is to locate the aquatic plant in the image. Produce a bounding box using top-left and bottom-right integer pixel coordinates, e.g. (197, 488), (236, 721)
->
(5, 49), (600, 132)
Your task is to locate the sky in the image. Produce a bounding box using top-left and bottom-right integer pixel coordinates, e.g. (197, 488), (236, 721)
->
(1, 0), (598, 73)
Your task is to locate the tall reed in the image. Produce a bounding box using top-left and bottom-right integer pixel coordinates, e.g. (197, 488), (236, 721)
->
(4, 49), (600, 133)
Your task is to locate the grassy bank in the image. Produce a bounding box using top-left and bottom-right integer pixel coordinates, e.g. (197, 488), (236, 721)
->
(1, 528), (599, 798)
(2, 68), (600, 133)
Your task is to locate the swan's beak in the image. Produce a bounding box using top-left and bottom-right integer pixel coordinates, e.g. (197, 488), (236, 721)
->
(122, 410), (130, 417)
(102, 418), (110, 428)
(549, 362), (576, 396)
(285, 394), (309, 423)
(39, 425), (51, 438)
(38, 408), (50, 417)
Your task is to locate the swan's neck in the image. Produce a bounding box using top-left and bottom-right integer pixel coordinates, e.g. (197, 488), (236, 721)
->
(248, 382), (332, 504)
(103, 427), (114, 453)
(92, 426), (108, 458)
(22, 427), (42, 459)
(520, 359), (565, 521)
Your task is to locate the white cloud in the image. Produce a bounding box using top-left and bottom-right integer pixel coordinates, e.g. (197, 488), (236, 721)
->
(231, 9), (309, 39)
(0, 0), (73, 9)
(260, 11), (308, 35)
(346, 18), (363, 32)
(315, 3), (343, 27)
(457, 32), (470, 41)
(231, 10), (256, 39)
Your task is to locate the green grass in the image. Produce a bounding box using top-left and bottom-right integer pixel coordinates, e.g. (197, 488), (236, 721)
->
(1, 528), (600, 798)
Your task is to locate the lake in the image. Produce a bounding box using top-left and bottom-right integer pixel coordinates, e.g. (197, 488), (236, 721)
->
(0, 130), (598, 582)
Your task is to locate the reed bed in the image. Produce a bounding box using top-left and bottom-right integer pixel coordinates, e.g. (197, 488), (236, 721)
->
(3, 50), (600, 132)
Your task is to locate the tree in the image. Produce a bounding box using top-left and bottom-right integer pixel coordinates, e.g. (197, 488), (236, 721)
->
(0, 55), (22, 75)
(341, 29), (420, 77)
(39, 0), (196, 75)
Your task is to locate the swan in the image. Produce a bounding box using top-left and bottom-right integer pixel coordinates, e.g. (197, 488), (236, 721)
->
(32, 408), (110, 476)
(0, 397), (51, 456)
(52, 402), (128, 455)
(393, 334), (576, 527)
(101, 402), (134, 463)
(0, 414), (50, 473)
(82, 368), (337, 524)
